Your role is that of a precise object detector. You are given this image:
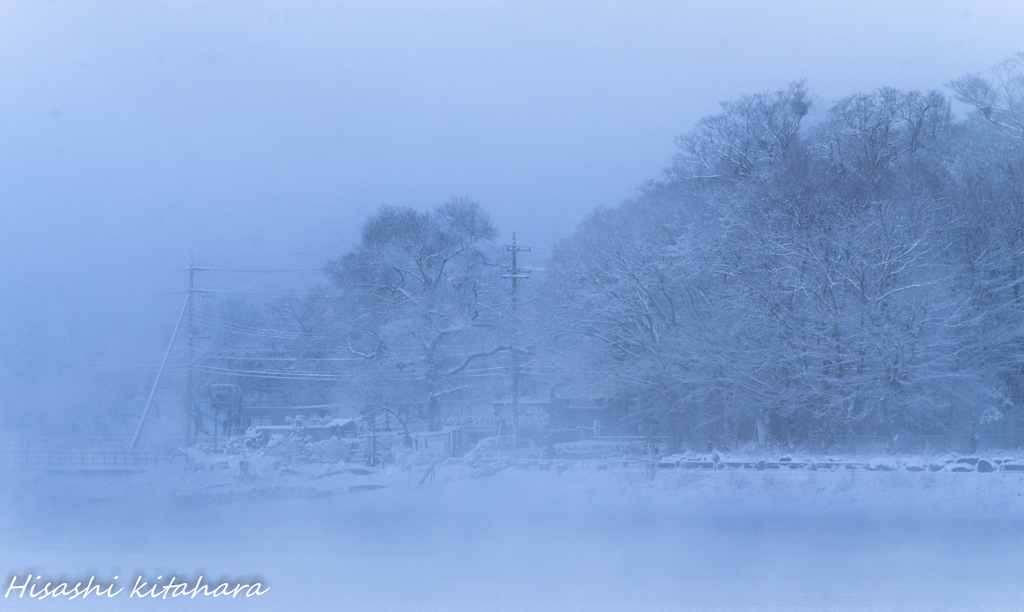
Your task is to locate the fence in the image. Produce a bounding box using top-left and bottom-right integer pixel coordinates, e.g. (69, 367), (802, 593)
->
(806, 434), (1023, 455)
(1, 436), (184, 451)
(0, 448), (162, 468)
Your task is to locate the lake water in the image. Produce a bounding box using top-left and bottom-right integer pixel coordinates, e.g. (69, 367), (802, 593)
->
(4, 470), (1024, 611)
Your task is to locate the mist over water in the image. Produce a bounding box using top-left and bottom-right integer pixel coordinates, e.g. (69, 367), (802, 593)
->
(6, 470), (1024, 611)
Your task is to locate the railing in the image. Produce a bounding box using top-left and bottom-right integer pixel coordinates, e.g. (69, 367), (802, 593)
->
(0, 436), (184, 451)
(592, 435), (669, 443)
(0, 448), (161, 468)
(519, 456), (1024, 474)
(806, 434), (1024, 454)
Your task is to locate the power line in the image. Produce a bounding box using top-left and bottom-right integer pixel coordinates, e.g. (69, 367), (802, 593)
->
(195, 315), (308, 339)
(203, 268), (325, 273)
(10, 291), (189, 300)
(0, 269), (189, 277)
(513, 230), (569, 238)
(203, 290), (343, 298)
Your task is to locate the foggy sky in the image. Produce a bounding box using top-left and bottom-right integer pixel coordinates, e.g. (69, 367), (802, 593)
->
(1, 0), (1022, 354)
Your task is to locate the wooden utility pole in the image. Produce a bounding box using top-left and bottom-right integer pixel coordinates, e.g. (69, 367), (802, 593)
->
(184, 256), (210, 447)
(504, 233), (530, 449)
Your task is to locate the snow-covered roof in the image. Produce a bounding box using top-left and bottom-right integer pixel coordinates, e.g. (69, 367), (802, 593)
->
(326, 418), (357, 428)
(412, 428), (455, 437)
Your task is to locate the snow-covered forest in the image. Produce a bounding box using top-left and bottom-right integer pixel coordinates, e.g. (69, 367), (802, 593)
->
(545, 56), (1024, 452)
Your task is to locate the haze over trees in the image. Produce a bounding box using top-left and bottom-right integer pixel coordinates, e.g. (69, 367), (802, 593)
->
(542, 53), (1024, 451)
(12, 54), (1024, 455)
(189, 52), (1024, 452)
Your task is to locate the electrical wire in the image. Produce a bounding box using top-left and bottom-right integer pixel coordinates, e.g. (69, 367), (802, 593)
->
(12, 291), (190, 300)
(203, 269), (325, 273)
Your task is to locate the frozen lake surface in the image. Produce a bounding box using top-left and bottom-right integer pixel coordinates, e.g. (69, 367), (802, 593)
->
(5, 469), (1024, 611)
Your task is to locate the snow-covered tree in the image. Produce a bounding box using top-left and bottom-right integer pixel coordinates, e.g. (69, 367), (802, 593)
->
(325, 198), (507, 431)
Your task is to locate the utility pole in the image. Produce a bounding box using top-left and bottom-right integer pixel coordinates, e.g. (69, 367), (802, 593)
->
(184, 256), (211, 447)
(185, 256), (195, 448)
(504, 233), (530, 450)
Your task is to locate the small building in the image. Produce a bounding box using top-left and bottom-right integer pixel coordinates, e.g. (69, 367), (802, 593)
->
(326, 418), (359, 439)
(545, 391), (639, 441)
(411, 425), (497, 457)
(412, 429), (454, 455)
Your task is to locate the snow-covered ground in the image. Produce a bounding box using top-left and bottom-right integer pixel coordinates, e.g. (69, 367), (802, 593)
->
(5, 461), (1024, 611)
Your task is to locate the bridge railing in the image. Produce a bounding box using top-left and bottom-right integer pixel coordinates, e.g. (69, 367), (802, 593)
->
(0, 448), (162, 468)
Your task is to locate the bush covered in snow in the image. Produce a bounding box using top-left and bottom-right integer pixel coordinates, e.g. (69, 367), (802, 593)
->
(462, 436), (513, 477)
(392, 444), (446, 471)
(220, 416), (365, 465)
